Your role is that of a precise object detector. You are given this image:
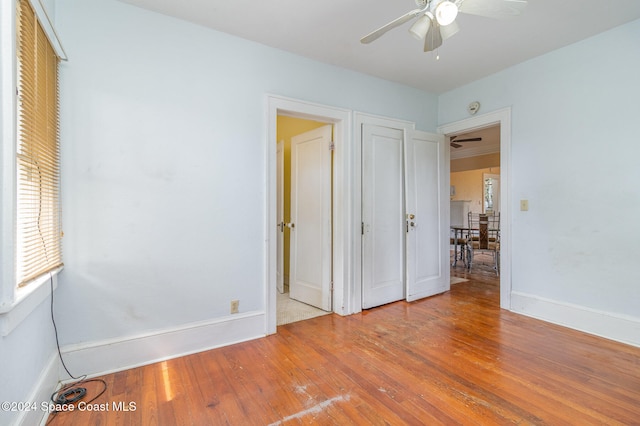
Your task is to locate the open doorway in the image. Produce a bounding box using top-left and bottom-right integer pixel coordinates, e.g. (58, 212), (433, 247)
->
(276, 116), (332, 325)
(449, 124), (501, 275)
(439, 108), (512, 309)
(266, 96), (353, 335)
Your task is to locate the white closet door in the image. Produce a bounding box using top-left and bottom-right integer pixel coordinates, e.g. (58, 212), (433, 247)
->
(362, 124), (405, 309)
(405, 130), (448, 301)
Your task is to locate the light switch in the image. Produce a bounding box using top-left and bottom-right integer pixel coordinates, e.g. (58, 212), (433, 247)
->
(520, 200), (529, 211)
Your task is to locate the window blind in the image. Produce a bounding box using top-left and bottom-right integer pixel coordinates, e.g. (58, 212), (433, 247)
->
(16, 0), (63, 287)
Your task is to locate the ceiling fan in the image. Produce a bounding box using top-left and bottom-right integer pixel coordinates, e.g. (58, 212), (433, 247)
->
(360, 0), (528, 52)
(450, 135), (482, 148)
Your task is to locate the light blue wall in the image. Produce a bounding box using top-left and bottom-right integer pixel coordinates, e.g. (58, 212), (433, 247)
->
(0, 301), (57, 426)
(54, 0), (438, 346)
(440, 19), (640, 318)
(3, 1), (639, 419)
(0, 1), (59, 424)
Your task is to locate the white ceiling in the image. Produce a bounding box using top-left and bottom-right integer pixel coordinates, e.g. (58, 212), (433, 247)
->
(117, 0), (640, 94)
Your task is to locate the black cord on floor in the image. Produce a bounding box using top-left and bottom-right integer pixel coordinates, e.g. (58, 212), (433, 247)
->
(47, 274), (108, 424)
(50, 274), (80, 381)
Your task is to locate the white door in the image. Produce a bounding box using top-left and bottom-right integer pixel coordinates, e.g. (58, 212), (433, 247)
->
(289, 125), (332, 311)
(405, 130), (449, 301)
(276, 140), (285, 294)
(362, 124), (406, 309)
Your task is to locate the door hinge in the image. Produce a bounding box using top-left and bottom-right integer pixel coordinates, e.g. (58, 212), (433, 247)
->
(361, 222), (364, 235)
(329, 141), (335, 151)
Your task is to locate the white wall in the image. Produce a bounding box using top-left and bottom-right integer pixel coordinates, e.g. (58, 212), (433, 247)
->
(439, 19), (640, 345)
(53, 0), (438, 366)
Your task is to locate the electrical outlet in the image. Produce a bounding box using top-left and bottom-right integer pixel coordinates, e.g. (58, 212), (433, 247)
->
(230, 300), (239, 314)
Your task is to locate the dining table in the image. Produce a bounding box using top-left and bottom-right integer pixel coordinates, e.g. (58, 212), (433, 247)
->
(450, 223), (499, 267)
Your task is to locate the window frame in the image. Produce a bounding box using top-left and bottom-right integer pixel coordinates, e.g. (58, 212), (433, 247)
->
(0, 0), (66, 336)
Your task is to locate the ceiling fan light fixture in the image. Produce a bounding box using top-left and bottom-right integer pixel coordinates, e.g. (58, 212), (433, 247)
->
(440, 19), (460, 40)
(408, 14), (432, 40)
(435, 1), (458, 26)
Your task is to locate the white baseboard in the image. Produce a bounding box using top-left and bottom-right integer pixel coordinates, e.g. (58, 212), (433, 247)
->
(510, 292), (640, 348)
(59, 311), (266, 379)
(9, 353), (59, 426)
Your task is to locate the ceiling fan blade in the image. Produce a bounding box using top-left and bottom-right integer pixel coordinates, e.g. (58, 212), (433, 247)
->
(450, 142), (463, 148)
(361, 8), (426, 44)
(424, 24), (443, 52)
(459, 0), (527, 19)
(454, 137), (482, 142)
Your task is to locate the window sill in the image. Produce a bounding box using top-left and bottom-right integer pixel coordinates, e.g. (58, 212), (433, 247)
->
(0, 266), (63, 336)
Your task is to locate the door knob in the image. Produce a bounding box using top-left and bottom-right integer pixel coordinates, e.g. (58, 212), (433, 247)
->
(408, 214), (415, 220)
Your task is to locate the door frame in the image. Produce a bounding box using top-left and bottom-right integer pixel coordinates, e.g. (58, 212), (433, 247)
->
(266, 95), (353, 334)
(438, 107), (512, 309)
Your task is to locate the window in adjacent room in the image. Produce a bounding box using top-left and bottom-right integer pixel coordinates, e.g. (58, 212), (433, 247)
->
(15, 0), (63, 287)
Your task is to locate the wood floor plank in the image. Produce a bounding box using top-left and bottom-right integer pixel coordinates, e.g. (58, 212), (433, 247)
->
(48, 264), (640, 425)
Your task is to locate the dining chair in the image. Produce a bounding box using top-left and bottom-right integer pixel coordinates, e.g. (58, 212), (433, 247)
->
(466, 212), (500, 275)
(450, 228), (469, 267)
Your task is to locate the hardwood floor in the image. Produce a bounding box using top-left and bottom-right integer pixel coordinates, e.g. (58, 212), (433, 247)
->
(48, 265), (640, 425)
